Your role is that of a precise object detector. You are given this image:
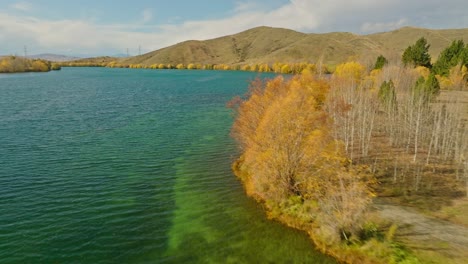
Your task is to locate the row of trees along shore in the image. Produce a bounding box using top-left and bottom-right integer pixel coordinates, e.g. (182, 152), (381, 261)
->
(0, 56), (61, 73)
(58, 38), (468, 89)
(228, 38), (467, 263)
(61, 60), (325, 74)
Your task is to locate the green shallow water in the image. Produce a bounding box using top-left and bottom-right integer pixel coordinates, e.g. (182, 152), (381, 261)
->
(0, 68), (336, 263)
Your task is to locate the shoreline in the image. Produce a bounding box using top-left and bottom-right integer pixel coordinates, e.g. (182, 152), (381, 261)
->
(232, 160), (380, 264)
(233, 158), (468, 264)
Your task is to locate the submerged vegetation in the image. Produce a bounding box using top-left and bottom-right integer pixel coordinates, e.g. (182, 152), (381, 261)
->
(0, 56), (60, 73)
(4, 29), (467, 262)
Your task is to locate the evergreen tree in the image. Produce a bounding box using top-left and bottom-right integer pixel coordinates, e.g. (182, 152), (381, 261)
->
(432, 40), (465, 76)
(378, 80), (394, 103)
(402, 47), (413, 67)
(402, 37), (432, 68)
(412, 73), (440, 103)
(425, 73), (440, 97)
(374, 55), (388, 70)
(461, 44), (468, 67)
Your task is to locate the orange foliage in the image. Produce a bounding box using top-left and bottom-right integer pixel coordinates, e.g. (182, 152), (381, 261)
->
(31, 60), (49, 72)
(230, 72), (373, 236)
(334, 61), (365, 82)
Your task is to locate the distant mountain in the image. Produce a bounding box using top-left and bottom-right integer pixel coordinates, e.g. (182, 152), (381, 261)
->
(112, 53), (130, 58)
(122, 26), (468, 66)
(28, 53), (81, 62)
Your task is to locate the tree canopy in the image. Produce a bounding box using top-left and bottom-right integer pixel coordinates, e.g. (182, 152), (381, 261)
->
(402, 37), (432, 68)
(374, 55), (388, 70)
(230, 72), (373, 239)
(0, 56), (54, 73)
(432, 40), (467, 76)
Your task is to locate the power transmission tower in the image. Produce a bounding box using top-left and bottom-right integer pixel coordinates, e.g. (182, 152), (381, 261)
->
(126, 48), (129, 57)
(24, 45), (28, 58)
(139, 45), (141, 56)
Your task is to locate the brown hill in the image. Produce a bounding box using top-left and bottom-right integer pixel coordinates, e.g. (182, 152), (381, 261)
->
(122, 26), (468, 66)
(67, 56), (117, 65)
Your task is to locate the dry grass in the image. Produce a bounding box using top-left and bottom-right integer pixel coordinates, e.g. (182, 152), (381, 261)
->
(360, 89), (468, 222)
(121, 26), (468, 66)
(437, 90), (468, 121)
(429, 198), (468, 227)
(65, 56), (117, 64)
(369, 27), (468, 64)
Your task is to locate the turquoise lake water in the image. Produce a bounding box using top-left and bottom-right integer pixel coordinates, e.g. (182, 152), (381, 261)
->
(0, 68), (336, 263)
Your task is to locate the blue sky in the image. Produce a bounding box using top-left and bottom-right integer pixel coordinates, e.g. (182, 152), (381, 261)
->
(1, 0), (467, 56)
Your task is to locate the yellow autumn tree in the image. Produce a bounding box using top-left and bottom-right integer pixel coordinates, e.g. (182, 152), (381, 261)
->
(0, 57), (51, 73)
(334, 61), (365, 82)
(259, 64), (271, 72)
(272, 62), (283, 73)
(230, 72), (374, 239)
(230, 77), (287, 152)
(413, 65), (430, 78)
(31, 60), (49, 72)
(446, 65), (468, 90)
(317, 164), (374, 240)
(241, 64), (251, 71)
(0, 58), (12, 72)
(280, 64), (292, 74)
(243, 77), (330, 201)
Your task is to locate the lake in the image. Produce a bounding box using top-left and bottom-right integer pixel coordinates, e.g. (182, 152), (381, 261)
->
(0, 68), (336, 263)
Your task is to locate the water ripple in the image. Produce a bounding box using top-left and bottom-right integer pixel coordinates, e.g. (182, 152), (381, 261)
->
(0, 68), (335, 264)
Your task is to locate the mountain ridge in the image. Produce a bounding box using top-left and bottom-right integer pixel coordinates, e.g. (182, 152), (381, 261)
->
(120, 26), (468, 66)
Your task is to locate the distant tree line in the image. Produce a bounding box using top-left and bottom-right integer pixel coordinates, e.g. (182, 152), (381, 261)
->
(106, 61), (324, 74)
(0, 56), (60, 73)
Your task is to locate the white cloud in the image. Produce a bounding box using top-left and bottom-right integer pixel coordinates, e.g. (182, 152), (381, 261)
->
(0, 0), (467, 56)
(0, 0), (324, 56)
(360, 18), (408, 33)
(233, 1), (260, 13)
(141, 9), (153, 23)
(10, 1), (32, 12)
(0, 13), (148, 55)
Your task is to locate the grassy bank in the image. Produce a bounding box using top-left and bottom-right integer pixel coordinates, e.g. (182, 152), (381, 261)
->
(233, 158), (420, 264)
